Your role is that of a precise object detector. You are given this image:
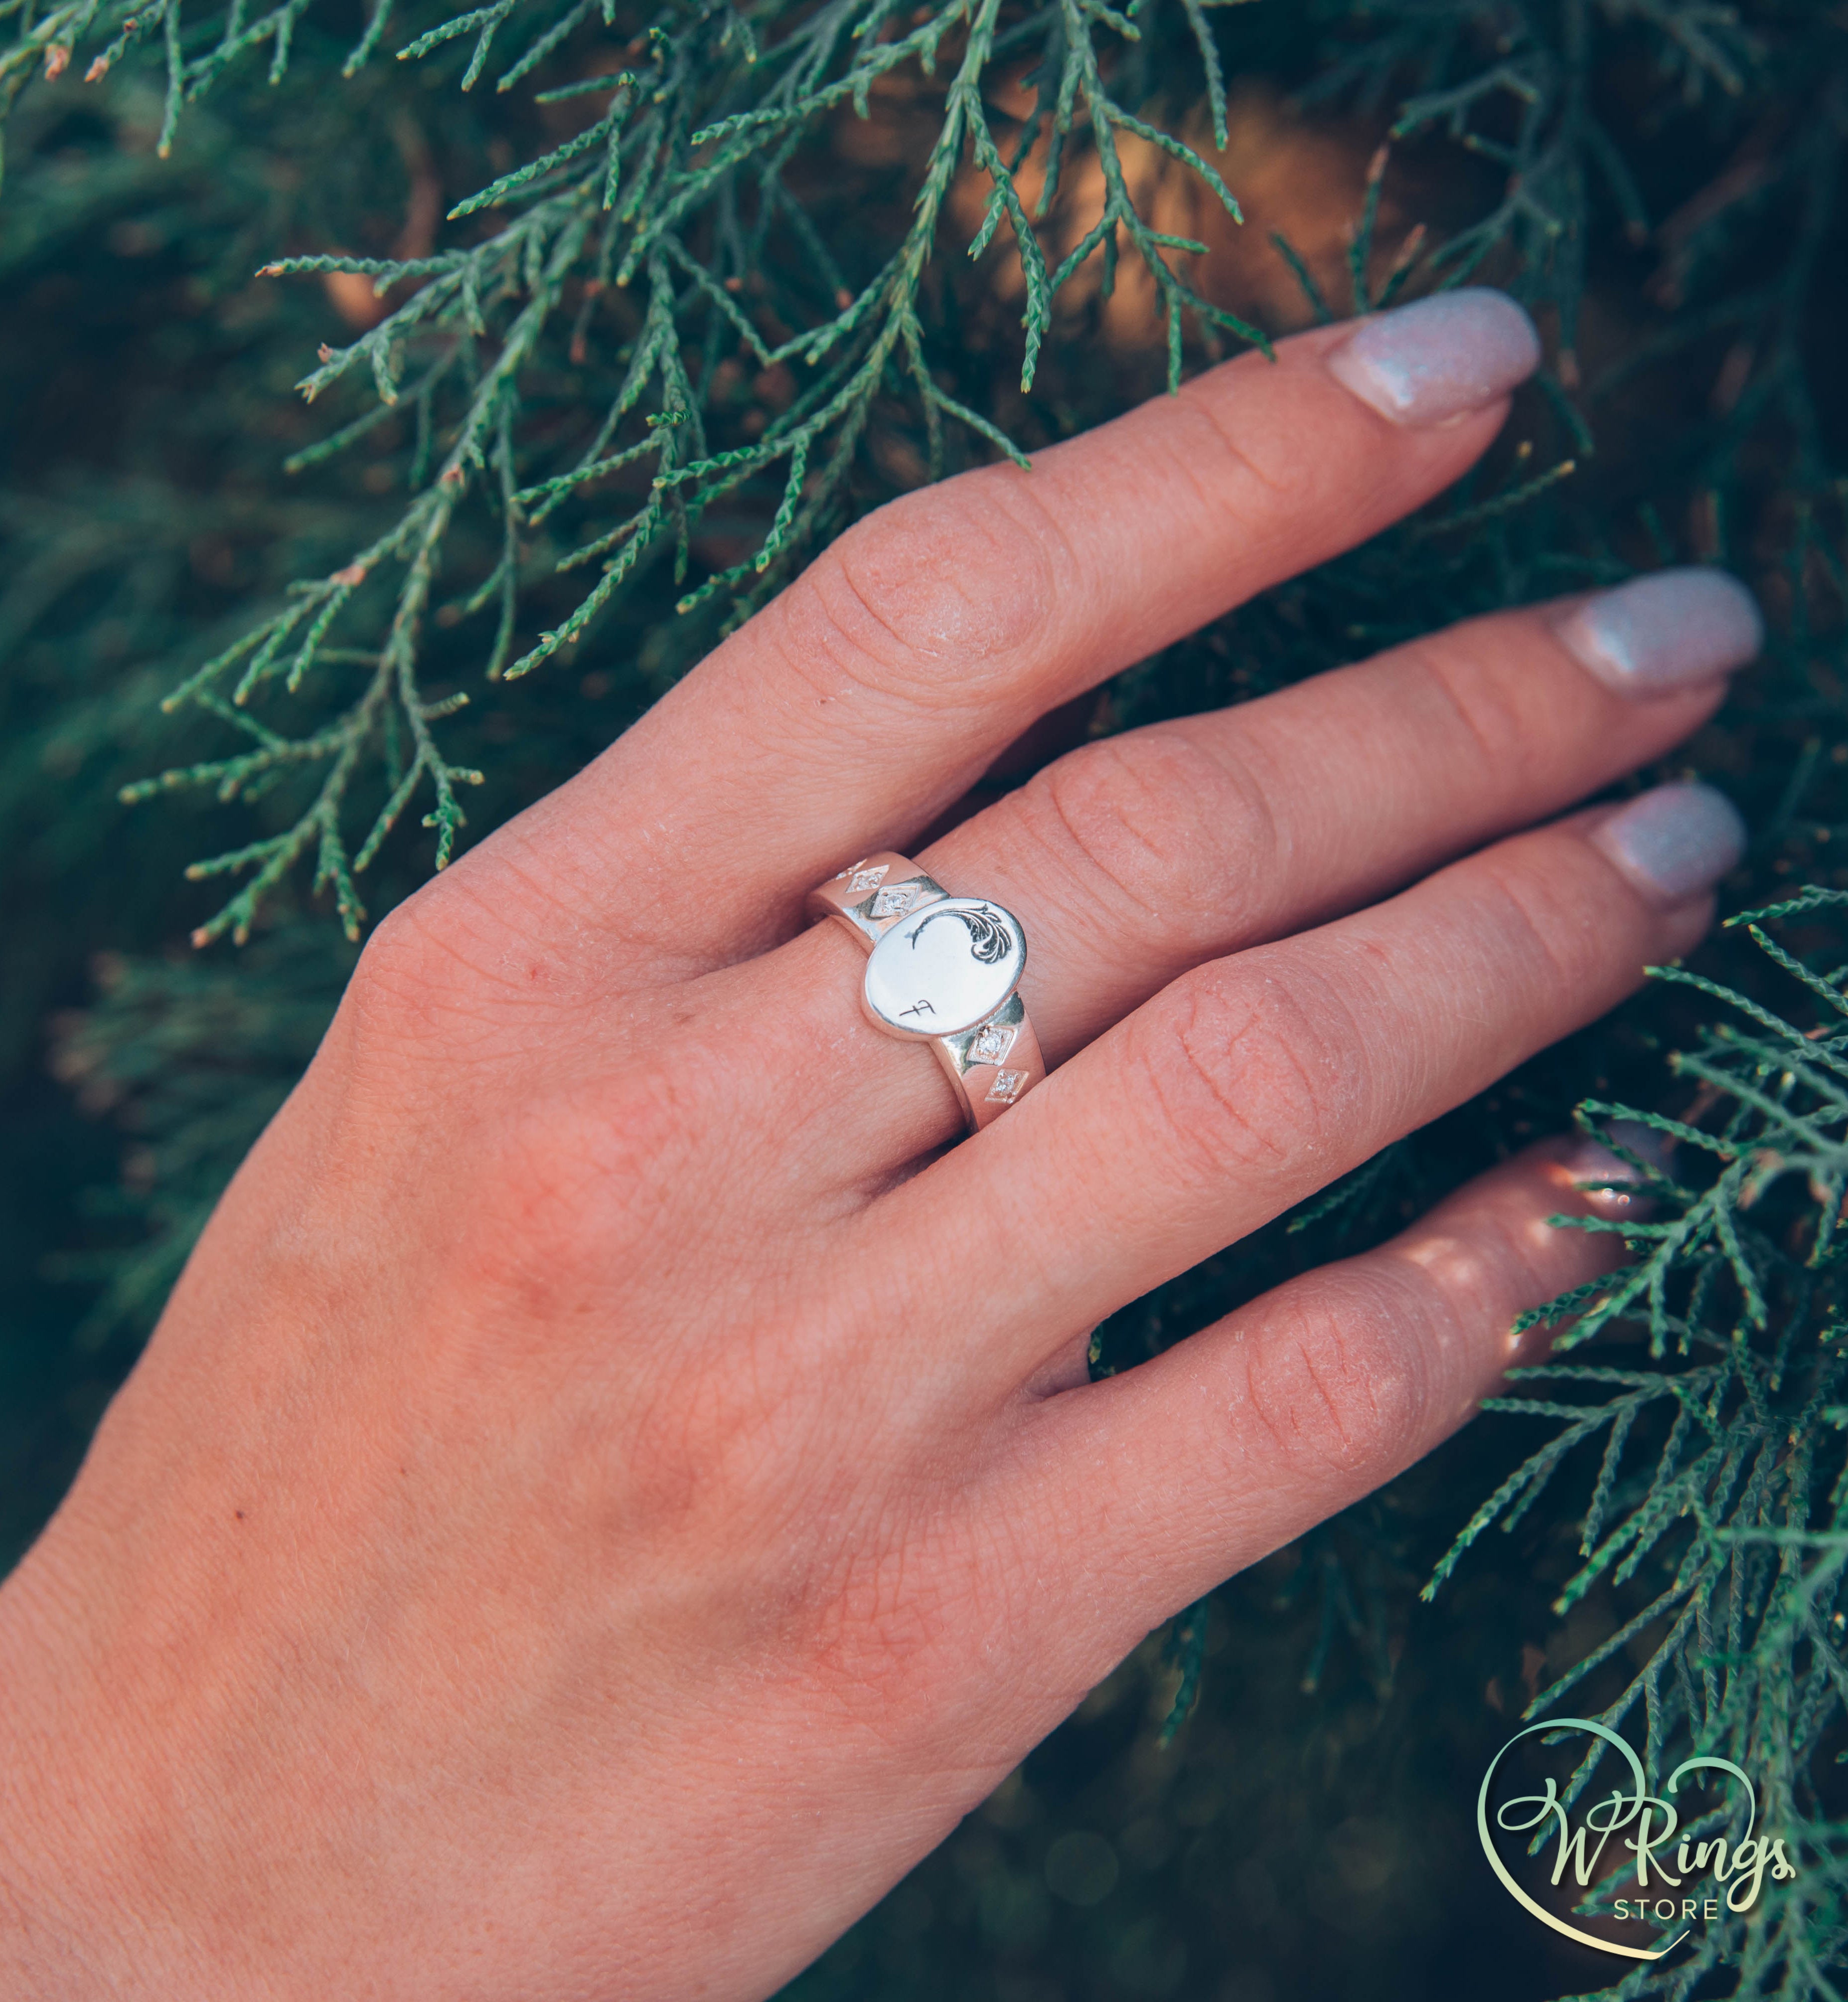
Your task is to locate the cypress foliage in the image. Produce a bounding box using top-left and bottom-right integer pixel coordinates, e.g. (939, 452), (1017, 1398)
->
(6, 0), (1848, 1993)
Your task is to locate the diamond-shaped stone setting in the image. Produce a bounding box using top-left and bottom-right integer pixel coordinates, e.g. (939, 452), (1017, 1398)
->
(845, 862), (890, 895)
(969, 1021), (1017, 1065)
(985, 1069), (1028, 1104)
(869, 883), (921, 920)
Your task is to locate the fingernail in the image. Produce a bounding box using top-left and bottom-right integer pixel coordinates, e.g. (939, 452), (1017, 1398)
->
(1557, 1120), (1674, 1218)
(1555, 569), (1763, 699)
(1325, 290), (1541, 426)
(1590, 782), (1747, 905)
(1556, 1141), (1653, 1218)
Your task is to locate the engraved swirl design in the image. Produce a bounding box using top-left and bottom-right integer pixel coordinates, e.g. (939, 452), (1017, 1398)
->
(912, 904), (1012, 965)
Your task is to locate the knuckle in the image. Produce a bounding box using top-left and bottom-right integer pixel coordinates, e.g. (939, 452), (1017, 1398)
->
(344, 871), (508, 1023)
(1173, 382), (1313, 533)
(447, 1071), (694, 1310)
(1018, 729), (1277, 956)
(1243, 1266), (1432, 1483)
(804, 1532), (956, 1710)
(801, 1509), (1027, 1737)
(1473, 849), (1603, 999)
(1127, 962), (1366, 1185)
(620, 1337), (808, 1545)
(618, 1396), (992, 1714)
(339, 860), (607, 1061)
(770, 479), (1060, 712)
(340, 891), (458, 1052)
(1403, 638), (1536, 774)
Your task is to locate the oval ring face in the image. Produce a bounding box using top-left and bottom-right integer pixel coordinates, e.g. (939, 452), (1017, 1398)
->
(862, 897), (1028, 1040)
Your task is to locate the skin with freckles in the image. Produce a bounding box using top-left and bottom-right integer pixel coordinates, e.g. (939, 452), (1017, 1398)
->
(0, 296), (1758, 2002)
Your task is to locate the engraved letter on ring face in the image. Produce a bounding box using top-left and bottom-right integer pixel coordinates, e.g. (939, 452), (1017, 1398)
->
(862, 898), (1028, 1041)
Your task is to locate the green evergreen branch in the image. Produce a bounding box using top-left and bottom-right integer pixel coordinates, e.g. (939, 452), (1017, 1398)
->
(18, 0), (1263, 932)
(1428, 904), (1848, 1994)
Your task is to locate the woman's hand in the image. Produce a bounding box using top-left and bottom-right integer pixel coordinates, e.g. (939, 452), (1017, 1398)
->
(0, 291), (1759, 2000)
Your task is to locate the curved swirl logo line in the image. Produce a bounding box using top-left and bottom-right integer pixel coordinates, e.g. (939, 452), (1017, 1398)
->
(1477, 1718), (1796, 1961)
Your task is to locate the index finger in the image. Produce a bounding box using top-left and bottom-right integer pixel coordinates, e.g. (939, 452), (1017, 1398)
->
(451, 292), (1543, 973)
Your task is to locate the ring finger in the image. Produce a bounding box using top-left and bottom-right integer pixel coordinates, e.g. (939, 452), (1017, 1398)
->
(885, 781), (1744, 1408)
(746, 566), (1756, 1179)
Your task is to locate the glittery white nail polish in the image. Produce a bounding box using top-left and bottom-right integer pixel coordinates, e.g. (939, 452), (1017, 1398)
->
(1590, 783), (1747, 905)
(1556, 570), (1763, 699)
(1325, 290), (1542, 427)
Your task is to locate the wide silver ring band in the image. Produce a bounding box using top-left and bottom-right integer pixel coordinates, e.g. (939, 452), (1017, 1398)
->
(806, 852), (1046, 1133)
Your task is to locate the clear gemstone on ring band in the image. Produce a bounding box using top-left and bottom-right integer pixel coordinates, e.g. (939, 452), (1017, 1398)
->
(869, 882), (922, 919)
(969, 1021), (1017, 1064)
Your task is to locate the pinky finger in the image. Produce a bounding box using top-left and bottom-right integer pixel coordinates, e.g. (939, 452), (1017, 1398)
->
(1004, 1138), (1650, 1632)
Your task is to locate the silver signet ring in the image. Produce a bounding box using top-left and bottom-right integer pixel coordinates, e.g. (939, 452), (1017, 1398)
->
(805, 854), (1046, 1132)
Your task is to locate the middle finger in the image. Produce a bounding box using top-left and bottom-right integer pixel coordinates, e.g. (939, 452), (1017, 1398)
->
(456, 298), (1541, 975)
